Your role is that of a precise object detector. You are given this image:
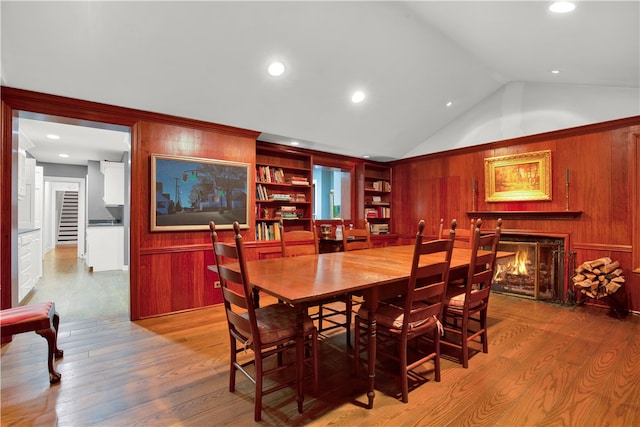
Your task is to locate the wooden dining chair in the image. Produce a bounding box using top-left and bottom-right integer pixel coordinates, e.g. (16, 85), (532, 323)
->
(439, 217), (475, 248)
(209, 221), (319, 422)
(314, 220), (373, 347)
(354, 219), (456, 403)
(441, 218), (502, 368)
(279, 220), (318, 257)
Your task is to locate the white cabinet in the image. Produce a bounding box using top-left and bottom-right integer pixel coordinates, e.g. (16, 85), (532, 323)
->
(100, 161), (125, 205)
(86, 226), (124, 272)
(18, 158), (36, 229)
(18, 229), (42, 302)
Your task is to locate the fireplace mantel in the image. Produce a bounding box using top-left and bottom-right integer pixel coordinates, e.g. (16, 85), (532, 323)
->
(466, 210), (582, 220)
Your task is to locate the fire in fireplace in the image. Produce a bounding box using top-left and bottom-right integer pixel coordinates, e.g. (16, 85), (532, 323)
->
(492, 235), (565, 301)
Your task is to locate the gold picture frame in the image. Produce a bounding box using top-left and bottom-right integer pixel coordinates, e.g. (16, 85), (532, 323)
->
(484, 150), (552, 202)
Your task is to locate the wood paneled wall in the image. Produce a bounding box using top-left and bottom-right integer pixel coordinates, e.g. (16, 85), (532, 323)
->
(2, 87), (639, 317)
(391, 117), (640, 312)
(1, 87), (260, 319)
(133, 121), (258, 318)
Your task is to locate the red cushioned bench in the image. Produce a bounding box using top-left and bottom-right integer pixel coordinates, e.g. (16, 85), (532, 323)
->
(0, 301), (64, 384)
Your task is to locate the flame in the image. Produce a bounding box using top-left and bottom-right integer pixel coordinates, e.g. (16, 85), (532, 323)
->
(495, 250), (530, 277)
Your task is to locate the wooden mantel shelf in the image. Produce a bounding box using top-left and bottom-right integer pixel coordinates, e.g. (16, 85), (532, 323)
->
(466, 210), (582, 220)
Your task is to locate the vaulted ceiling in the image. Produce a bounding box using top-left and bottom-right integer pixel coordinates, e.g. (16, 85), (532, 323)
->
(2, 1), (638, 165)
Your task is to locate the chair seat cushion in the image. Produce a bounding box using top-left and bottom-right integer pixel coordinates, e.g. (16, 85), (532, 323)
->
(446, 290), (483, 309)
(358, 300), (437, 330)
(250, 303), (315, 345)
(0, 302), (53, 335)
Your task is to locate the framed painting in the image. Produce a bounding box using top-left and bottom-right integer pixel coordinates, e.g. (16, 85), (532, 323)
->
(151, 154), (250, 231)
(484, 150), (552, 202)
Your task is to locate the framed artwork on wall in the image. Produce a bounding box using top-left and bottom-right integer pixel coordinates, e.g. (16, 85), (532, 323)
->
(151, 154), (250, 231)
(484, 150), (552, 202)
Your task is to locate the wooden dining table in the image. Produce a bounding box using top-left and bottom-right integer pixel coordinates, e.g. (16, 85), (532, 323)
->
(238, 244), (511, 412)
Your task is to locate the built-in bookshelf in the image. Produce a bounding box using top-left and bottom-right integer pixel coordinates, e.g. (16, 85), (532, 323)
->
(255, 144), (313, 241)
(361, 163), (392, 235)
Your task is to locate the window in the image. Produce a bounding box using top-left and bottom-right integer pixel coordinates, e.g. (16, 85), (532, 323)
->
(313, 165), (351, 220)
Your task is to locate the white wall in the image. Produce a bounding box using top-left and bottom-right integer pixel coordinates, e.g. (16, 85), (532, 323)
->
(403, 82), (640, 158)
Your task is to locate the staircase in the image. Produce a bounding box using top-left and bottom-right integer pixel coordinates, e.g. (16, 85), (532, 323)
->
(57, 191), (78, 244)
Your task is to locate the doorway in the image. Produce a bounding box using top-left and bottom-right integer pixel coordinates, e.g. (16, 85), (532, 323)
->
(15, 114), (131, 321)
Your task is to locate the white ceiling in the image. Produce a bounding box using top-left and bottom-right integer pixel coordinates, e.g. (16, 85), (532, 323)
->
(2, 1), (638, 165)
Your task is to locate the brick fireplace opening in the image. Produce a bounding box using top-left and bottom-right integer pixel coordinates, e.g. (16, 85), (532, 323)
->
(492, 232), (571, 302)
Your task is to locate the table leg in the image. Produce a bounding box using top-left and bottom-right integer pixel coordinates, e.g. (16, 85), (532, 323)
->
(295, 306), (305, 413)
(365, 288), (379, 409)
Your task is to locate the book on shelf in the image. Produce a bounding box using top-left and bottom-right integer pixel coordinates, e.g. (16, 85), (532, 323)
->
(278, 205), (299, 219)
(271, 193), (292, 201)
(257, 166), (285, 183)
(256, 221), (281, 241)
(370, 223), (389, 234)
(288, 176), (309, 185)
(369, 180), (391, 192)
(365, 206), (390, 218)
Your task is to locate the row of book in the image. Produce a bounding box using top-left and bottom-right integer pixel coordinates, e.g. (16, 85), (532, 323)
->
(365, 206), (391, 218)
(256, 165), (310, 186)
(257, 165), (285, 183)
(370, 223), (389, 234)
(256, 184), (307, 202)
(256, 221), (282, 241)
(365, 180), (391, 192)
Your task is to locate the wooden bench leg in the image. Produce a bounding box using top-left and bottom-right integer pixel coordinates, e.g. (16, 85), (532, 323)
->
(35, 311), (64, 384)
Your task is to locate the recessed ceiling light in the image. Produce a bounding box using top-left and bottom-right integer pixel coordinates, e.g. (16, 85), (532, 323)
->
(47, 134), (60, 140)
(268, 61), (285, 76)
(351, 91), (365, 103)
(551, 69), (560, 74)
(363, 155), (370, 159)
(290, 141), (299, 146)
(446, 101), (453, 107)
(59, 153), (69, 158)
(549, 2), (575, 13)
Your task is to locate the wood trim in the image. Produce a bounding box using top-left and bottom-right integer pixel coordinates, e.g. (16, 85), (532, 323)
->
(392, 115), (640, 165)
(634, 133), (640, 273)
(467, 210), (582, 220)
(572, 243), (632, 253)
(0, 99), (17, 311)
(1, 87), (261, 139)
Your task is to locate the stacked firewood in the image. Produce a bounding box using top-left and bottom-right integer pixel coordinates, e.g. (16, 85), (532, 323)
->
(572, 257), (625, 298)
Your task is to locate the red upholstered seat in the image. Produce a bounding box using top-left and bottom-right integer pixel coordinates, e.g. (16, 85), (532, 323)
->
(1, 301), (64, 384)
(1, 302), (53, 331)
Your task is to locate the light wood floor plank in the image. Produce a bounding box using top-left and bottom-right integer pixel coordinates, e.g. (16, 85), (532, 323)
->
(3, 293), (639, 426)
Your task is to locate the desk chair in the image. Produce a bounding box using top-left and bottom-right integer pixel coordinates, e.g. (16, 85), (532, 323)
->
(354, 219), (456, 402)
(210, 221), (319, 422)
(442, 218), (502, 368)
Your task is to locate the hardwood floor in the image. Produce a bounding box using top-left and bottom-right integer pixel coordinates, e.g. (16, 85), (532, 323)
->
(3, 276), (639, 425)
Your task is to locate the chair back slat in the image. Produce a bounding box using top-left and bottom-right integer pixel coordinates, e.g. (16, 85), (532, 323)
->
(342, 220), (372, 251)
(210, 220), (259, 346)
(462, 218), (502, 309)
(280, 221), (318, 257)
(399, 219), (456, 333)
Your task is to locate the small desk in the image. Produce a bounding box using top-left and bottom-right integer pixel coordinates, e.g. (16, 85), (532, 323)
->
(240, 245), (509, 410)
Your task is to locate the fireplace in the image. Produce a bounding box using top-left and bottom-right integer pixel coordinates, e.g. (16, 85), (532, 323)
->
(492, 234), (567, 301)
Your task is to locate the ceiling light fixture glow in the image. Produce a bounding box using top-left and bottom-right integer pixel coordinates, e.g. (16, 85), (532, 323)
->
(58, 153), (69, 158)
(549, 2), (575, 13)
(551, 69), (560, 74)
(446, 101), (453, 107)
(290, 141), (299, 146)
(351, 91), (365, 103)
(47, 134), (60, 140)
(268, 61), (285, 76)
